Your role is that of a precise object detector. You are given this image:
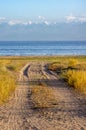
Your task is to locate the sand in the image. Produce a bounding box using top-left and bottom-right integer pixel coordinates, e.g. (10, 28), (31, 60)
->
(0, 62), (86, 130)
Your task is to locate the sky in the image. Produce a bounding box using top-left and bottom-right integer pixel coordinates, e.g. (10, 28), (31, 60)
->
(0, 0), (86, 41)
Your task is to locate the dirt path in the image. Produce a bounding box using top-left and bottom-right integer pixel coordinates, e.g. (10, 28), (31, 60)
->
(0, 62), (86, 130)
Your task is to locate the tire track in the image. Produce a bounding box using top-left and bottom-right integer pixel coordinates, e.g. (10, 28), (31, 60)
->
(0, 62), (86, 130)
(0, 64), (32, 130)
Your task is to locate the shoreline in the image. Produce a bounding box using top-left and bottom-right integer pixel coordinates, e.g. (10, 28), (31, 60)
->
(0, 55), (86, 58)
(0, 55), (86, 63)
(0, 55), (85, 61)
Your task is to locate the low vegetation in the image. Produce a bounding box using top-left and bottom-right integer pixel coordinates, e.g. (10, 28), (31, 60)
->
(68, 59), (78, 68)
(48, 62), (64, 72)
(30, 84), (57, 108)
(48, 58), (86, 94)
(0, 72), (15, 104)
(0, 56), (86, 105)
(0, 58), (28, 104)
(62, 70), (86, 94)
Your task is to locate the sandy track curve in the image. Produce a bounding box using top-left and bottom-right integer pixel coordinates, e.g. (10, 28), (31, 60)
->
(0, 62), (86, 130)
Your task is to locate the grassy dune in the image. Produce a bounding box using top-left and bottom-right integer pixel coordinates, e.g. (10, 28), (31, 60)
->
(0, 73), (15, 104)
(0, 58), (28, 104)
(63, 70), (86, 94)
(48, 57), (86, 94)
(0, 56), (86, 105)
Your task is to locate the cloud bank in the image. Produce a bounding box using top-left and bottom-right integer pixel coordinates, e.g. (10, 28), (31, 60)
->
(0, 14), (86, 26)
(66, 14), (86, 23)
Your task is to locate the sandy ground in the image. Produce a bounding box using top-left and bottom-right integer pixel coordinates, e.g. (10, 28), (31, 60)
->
(0, 62), (86, 130)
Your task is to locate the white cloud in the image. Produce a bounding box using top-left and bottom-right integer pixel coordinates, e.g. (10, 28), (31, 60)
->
(38, 16), (45, 20)
(66, 14), (77, 22)
(66, 14), (86, 23)
(8, 20), (21, 26)
(28, 21), (32, 25)
(0, 15), (86, 26)
(44, 21), (50, 25)
(38, 16), (50, 25)
(22, 21), (32, 25)
(78, 17), (86, 22)
(8, 20), (32, 26)
(0, 17), (6, 23)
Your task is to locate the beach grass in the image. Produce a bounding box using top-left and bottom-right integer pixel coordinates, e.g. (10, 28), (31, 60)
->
(62, 70), (86, 94)
(0, 72), (16, 104)
(48, 57), (86, 94)
(30, 84), (57, 108)
(0, 56), (86, 104)
(0, 58), (28, 104)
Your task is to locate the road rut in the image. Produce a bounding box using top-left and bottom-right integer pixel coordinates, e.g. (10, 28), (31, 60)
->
(0, 62), (86, 130)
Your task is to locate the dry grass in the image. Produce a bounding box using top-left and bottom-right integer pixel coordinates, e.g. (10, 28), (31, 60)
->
(48, 62), (65, 73)
(30, 84), (57, 108)
(68, 59), (78, 68)
(48, 58), (86, 94)
(0, 56), (86, 104)
(75, 63), (86, 70)
(0, 59), (28, 105)
(0, 73), (15, 104)
(48, 58), (86, 72)
(62, 70), (86, 94)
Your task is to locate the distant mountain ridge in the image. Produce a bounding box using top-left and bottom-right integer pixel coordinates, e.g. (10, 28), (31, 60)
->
(0, 22), (86, 41)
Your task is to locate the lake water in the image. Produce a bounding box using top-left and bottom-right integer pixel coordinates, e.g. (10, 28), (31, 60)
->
(0, 41), (86, 56)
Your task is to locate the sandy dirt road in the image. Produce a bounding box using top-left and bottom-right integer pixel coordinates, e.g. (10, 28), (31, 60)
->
(0, 62), (86, 130)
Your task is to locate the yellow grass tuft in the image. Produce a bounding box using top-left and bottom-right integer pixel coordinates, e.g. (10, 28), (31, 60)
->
(63, 70), (86, 94)
(68, 59), (78, 68)
(30, 85), (57, 108)
(48, 62), (64, 72)
(0, 58), (29, 105)
(0, 73), (16, 104)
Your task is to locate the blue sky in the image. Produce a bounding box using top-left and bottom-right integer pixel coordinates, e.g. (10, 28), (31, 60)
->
(0, 0), (86, 21)
(0, 0), (86, 40)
